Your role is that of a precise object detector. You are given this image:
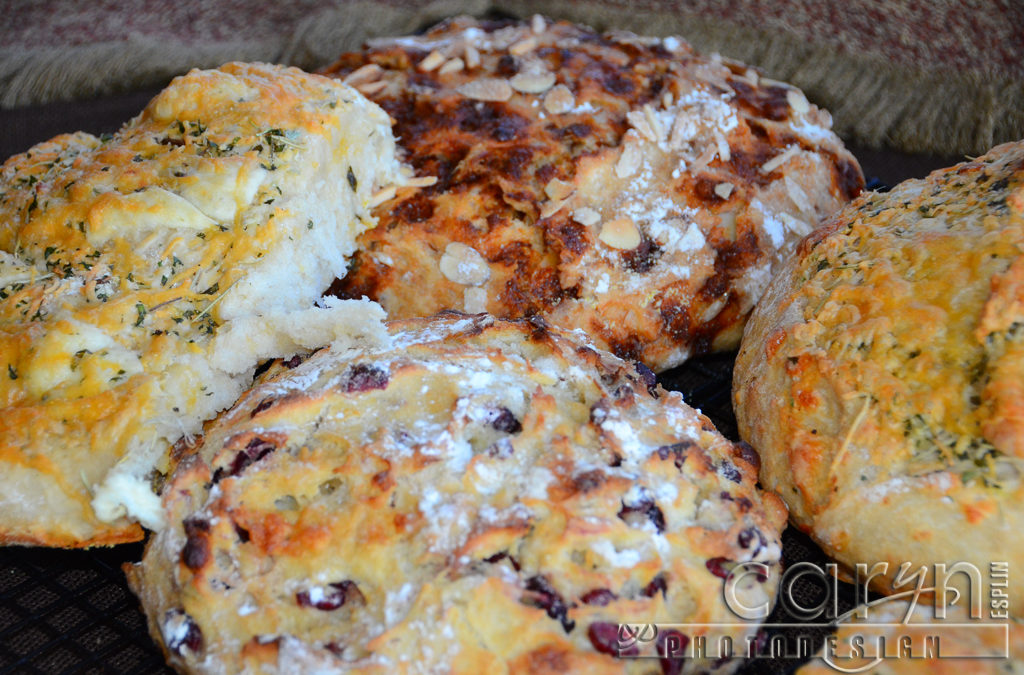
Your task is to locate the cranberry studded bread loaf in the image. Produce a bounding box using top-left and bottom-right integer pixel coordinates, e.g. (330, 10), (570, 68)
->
(322, 15), (863, 372)
(127, 313), (788, 674)
(0, 63), (403, 546)
(734, 141), (1024, 612)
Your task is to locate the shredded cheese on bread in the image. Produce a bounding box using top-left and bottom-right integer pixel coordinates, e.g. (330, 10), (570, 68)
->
(0, 62), (401, 546)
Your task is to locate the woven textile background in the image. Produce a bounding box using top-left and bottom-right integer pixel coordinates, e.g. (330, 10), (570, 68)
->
(2, 0), (1022, 155)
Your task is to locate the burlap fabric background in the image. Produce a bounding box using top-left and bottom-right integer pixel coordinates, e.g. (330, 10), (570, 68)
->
(2, 0), (1022, 156)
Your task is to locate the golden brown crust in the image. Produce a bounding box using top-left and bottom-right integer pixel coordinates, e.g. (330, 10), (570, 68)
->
(129, 313), (787, 673)
(321, 16), (862, 371)
(0, 63), (401, 547)
(734, 141), (1024, 611)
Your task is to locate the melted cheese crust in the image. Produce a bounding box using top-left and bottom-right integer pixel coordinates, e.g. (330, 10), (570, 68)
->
(0, 62), (402, 546)
(734, 140), (1024, 612)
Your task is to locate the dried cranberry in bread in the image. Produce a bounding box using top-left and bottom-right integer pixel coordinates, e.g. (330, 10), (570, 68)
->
(128, 313), (787, 673)
(734, 141), (1024, 614)
(322, 15), (863, 371)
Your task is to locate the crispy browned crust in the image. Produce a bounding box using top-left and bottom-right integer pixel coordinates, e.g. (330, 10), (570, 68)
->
(128, 313), (787, 674)
(0, 524), (142, 548)
(734, 140), (1024, 612)
(322, 16), (862, 371)
(0, 63), (403, 548)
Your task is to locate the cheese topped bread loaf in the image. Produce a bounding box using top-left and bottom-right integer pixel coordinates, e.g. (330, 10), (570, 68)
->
(0, 62), (403, 546)
(323, 15), (863, 371)
(127, 313), (788, 674)
(734, 140), (1024, 613)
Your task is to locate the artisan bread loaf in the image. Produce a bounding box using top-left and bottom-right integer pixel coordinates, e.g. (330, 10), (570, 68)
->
(128, 312), (788, 673)
(0, 62), (403, 546)
(734, 140), (1024, 613)
(323, 15), (863, 371)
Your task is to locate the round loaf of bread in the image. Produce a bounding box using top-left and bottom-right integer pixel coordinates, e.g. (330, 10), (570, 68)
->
(128, 312), (787, 673)
(734, 141), (1024, 613)
(323, 15), (863, 371)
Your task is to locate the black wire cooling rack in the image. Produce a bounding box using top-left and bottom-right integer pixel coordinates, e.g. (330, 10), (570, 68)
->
(0, 352), (870, 675)
(0, 542), (168, 673)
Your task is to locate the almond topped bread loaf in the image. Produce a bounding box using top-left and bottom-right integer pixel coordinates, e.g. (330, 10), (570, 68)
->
(127, 312), (788, 674)
(322, 15), (863, 372)
(734, 140), (1024, 613)
(0, 62), (403, 546)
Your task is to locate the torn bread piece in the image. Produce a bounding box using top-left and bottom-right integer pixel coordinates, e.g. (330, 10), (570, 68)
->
(0, 62), (402, 546)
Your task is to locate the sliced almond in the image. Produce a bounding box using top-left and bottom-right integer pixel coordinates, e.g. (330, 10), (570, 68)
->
(714, 131), (731, 162)
(643, 104), (665, 143)
(540, 198), (570, 219)
(598, 217), (641, 250)
(626, 110), (657, 143)
(780, 212), (813, 237)
(440, 242), (491, 286)
(418, 50), (446, 72)
(714, 182), (734, 200)
(531, 14), (546, 34)
(439, 57), (465, 75)
(615, 141), (642, 179)
(464, 44), (481, 69)
(368, 185), (397, 208)
(718, 210), (737, 240)
(786, 89), (810, 115)
(670, 109), (697, 150)
(572, 207), (601, 226)
(457, 78), (513, 102)
(544, 178), (575, 201)
(509, 37), (538, 56)
(784, 174), (813, 214)
(404, 175), (438, 188)
(689, 145), (717, 176)
(761, 145), (800, 174)
(700, 297), (727, 323)
(759, 77), (789, 89)
(344, 63), (383, 85)
(355, 80), (388, 95)
(510, 71), (556, 94)
(543, 84), (575, 114)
